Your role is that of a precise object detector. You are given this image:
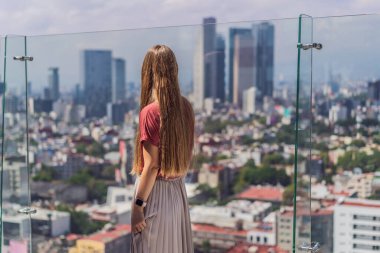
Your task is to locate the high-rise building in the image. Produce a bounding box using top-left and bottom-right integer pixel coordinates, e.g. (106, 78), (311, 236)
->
(81, 50), (112, 118)
(243, 87), (256, 114)
(74, 83), (83, 104)
(233, 32), (254, 107)
(203, 17), (216, 100)
(193, 30), (205, 110)
(329, 104), (348, 123)
(32, 98), (53, 114)
(368, 80), (380, 101)
(212, 35), (226, 102)
(43, 87), (51, 100)
(107, 102), (128, 125)
(48, 67), (60, 101)
(253, 22), (274, 101)
(334, 198), (380, 253)
(112, 58), (126, 103)
(193, 17), (226, 109)
(228, 28), (252, 103)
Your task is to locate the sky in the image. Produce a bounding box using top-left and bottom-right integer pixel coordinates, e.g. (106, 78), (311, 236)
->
(1, 1), (380, 95)
(0, 0), (379, 36)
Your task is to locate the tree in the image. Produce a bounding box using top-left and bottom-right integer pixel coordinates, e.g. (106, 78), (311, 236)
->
(351, 139), (366, 148)
(88, 142), (105, 157)
(241, 135), (254, 145)
(76, 142), (105, 158)
(56, 204), (106, 234)
(276, 169), (291, 186)
(68, 169), (91, 185)
(195, 184), (217, 200)
(216, 154), (229, 160)
(367, 189), (380, 200)
(263, 153), (285, 165)
(337, 150), (380, 172)
(276, 125), (294, 144)
(192, 154), (212, 171)
(101, 165), (117, 180)
(87, 179), (108, 203)
(203, 118), (225, 134)
(374, 134), (380, 145)
(201, 240), (211, 253)
(233, 159), (291, 193)
(33, 164), (57, 182)
(282, 184), (294, 206)
(68, 169), (108, 203)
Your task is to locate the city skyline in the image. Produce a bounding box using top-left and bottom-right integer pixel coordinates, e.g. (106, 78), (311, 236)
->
(4, 15), (380, 99)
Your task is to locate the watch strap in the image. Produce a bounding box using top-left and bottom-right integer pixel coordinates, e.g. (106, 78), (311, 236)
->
(135, 198), (147, 207)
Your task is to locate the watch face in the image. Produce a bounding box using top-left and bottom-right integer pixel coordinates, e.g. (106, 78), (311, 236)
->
(135, 199), (144, 206)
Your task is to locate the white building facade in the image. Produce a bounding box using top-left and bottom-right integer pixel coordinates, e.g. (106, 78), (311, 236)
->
(334, 198), (380, 253)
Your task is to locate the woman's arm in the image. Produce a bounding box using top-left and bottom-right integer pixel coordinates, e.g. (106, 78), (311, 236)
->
(131, 141), (159, 233)
(135, 141), (160, 201)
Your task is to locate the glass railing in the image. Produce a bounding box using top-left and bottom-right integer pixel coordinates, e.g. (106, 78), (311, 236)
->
(1, 35), (33, 253)
(0, 13), (379, 253)
(311, 14), (380, 253)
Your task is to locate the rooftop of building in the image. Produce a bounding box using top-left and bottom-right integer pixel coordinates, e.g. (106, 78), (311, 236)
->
(192, 223), (247, 237)
(337, 197), (380, 208)
(227, 242), (288, 253)
(79, 224), (131, 243)
(235, 185), (284, 202)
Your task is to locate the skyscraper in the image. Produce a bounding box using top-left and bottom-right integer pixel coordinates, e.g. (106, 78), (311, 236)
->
(368, 80), (380, 101)
(193, 31), (204, 110)
(193, 17), (226, 109)
(212, 35), (226, 102)
(228, 28), (252, 103)
(112, 58), (126, 102)
(253, 22), (274, 101)
(233, 32), (255, 107)
(48, 67), (60, 101)
(81, 50), (112, 118)
(203, 17), (216, 100)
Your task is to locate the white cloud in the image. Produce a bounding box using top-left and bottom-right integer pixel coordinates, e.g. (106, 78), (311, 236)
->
(0, 0), (379, 35)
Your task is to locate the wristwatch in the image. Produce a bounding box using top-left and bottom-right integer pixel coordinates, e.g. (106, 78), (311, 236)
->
(135, 198), (147, 208)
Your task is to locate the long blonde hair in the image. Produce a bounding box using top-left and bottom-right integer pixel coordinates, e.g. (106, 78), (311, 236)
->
(132, 45), (195, 177)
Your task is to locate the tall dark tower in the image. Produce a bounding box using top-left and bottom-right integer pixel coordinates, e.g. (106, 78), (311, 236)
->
(81, 50), (112, 118)
(112, 58), (126, 102)
(203, 17), (217, 99)
(213, 35), (226, 102)
(368, 80), (380, 101)
(48, 67), (60, 101)
(253, 22), (274, 102)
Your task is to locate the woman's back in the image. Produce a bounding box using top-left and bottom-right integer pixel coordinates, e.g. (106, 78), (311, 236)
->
(138, 97), (194, 178)
(131, 45), (194, 253)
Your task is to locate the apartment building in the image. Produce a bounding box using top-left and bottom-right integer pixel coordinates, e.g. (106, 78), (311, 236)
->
(334, 198), (380, 253)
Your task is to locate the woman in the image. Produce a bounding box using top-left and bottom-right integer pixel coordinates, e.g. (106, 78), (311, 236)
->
(130, 45), (195, 253)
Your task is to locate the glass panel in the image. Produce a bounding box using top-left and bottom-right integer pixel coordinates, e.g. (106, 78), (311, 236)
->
(293, 14), (312, 253)
(312, 14), (380, 253)
(0, 36), (5, 252)
(1, 35), (32, 253)
(24, 19), (300, 252)
(3, 14), (380, 253)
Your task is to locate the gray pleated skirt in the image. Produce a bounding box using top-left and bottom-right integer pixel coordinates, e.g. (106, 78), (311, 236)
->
(130, 176), (194, 253)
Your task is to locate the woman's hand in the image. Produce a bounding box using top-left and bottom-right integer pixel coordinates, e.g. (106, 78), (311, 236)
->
(131, 205), (146, 233)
